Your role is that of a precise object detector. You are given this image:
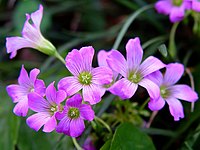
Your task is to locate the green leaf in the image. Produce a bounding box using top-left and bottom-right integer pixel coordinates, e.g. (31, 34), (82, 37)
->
(110, 123), (156, 150)
(158, 44), (168, 57)
(100, 139), (112, 150)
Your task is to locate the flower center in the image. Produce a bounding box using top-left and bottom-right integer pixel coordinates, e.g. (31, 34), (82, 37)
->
(78, 72), (92, 85)
(160, 86), (170, 99)
(172, 0), (183, 6)
(128, 71), (142, 83)
(50, 105), (58, 115)
(68, 107), (80, 119)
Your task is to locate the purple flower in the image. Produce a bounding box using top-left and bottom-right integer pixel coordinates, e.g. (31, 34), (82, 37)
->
(58, 46), (113, 105)
(147, 63), (198, 121)
(6, 65), (45, 117)
(192, 0), (200, 12)
(6, 4), (56, 59)
(56, 94), (94, 137)
(83, 136), (96, 150)
(106, 37), (165, 100)
(155, 0), (192, 23)
(26, 82), (66, 132)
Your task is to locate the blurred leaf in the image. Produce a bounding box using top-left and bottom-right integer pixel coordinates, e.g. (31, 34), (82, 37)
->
(158, 44), (168, 57)
(110, 123), (156, 150)
(100, 139), (111, 150)
(13, 1), (51, 34)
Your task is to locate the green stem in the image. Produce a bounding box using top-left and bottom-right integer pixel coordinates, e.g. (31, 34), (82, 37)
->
(95, 116), (112, 134)
(54, 51), (65, 65)
(72, 138), (83, 150)
(168, 22), (180, 59)
(112, 4), (154, 50)
(139, 97), (149, 111)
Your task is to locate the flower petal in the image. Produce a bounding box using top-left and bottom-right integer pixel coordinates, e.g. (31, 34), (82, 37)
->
(126, 37), (143, 71)
(155, 0), (172, 15)
(13, 99), (29, 117)
(46, 82), (57, 105)
(30, 4), (43, 29)
(70, 118), (85, 137)
(56, 90), (67, 104)
(146, 71), (163, 86)
(6, 37), (36, 59)
(26, 112), (50, 131)
(139, 78), (160, 99)
(83, 84), (102, 105)
(67, 94), (82, 108)
(139, 56), (165, 77)
(56, 117), (70, 136)
(107, 50), (127, 77)
(169, 6), (185, 23)
(43, 115), (57, 132)
(97, 50), (110, 67)
(163, 63), (184, 86)
(192, 0), (200, 12)
(92, 66), (113, 85)
(109, 78), (138, 99)
(148, 96), (165, 111)
(58, 76), (82, 97)
(169, 84), (198, 102)
(18, 65), (32, 88)
(79, 46), (94, 71)
(80, 104), (95, 121)
(34, 79), (46, 96)
(30, 68), (40, 83)
(65, 49), (84, 76)
(6, 84), (27, 103)
(166, 98), (184, 121)
(28, 92), (50, 112)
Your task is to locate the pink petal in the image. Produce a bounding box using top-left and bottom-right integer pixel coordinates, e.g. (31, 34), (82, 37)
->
(34, 79), (46, 96)
(66, 49), (85, 76)
(30, 4), (43, 29)
(6, 84), (27, 103)
(6, 37), (36, 59)
(97, 50), (110, 67)
(169, 6), (185, 23)
(56, 90), (67, 104)
(148, 96), (165, 111)
(46, 82), (57, 105)
(107, 50), (127, 77)
(146, 71), (163, 87)
(92, 66), (113, 85)
(126, 37), (143, 71)
(82, 84), (102, 105)
(18, 65), (32, 88)
(67, 94), (82, 108)
(30, 68), (40, 83)
(28, 92), (50, 112)
(13, 99), (29, 117)
(56, 117), (71, 136)
(26, 112), (50, 131)
(79, 46), (94, 71)
(139, 78), (160, 99)
(109, 78), (138, 99)
(139, 56), (165, 78)
(163, 63), (184, 86)
(169, 84), (198, 102)
(155, 0), (172, 15)
(43, 115), (57, 132)
(192, 1), (200, 12)
(70, 118), (85, 137)
(166, 97), (184, 121)
(58, 76), (82, 96)
(80, 104), (95, 121)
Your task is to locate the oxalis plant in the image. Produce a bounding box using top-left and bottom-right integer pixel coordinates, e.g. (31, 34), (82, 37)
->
(4, 0), (200, 149)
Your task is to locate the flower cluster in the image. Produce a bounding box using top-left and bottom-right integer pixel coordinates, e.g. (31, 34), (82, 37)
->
(6, 4), (199, 139)
(155, 0), (200, 23)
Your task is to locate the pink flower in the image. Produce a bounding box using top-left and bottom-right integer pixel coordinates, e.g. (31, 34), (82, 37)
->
(56, 94), (95, 137)
(191, 0), (200, 12)
(26, 82), (66, 132)
(6, 65), (45, 117)
(147, 63), (198, 121)
(6, 4), (56, 59)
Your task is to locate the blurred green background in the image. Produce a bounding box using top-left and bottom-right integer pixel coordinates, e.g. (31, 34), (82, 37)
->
(1, 0), (200, 149)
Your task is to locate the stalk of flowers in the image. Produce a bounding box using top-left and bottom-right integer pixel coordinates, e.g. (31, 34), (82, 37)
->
(146, 63), (198, 121)
(58, 46), (113, 105)
(155, 0), (192, 23)
(6, 4), (65, 64)
(26, 82), (66, 132)
(106, 37), (166, 101)
(6, 65), (46, 117)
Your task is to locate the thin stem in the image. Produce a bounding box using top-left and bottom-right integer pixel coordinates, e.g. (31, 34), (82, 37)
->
(112, 4), (154, 50)
(139, 97), (149, 111)
(146, 111), (158, 128)
(95, 116), (112, 134)
(54, 51), (65, 65)
(168, 22), (179, 60)
(185, 68), (195, 112)
(72, 138), (83, 150)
